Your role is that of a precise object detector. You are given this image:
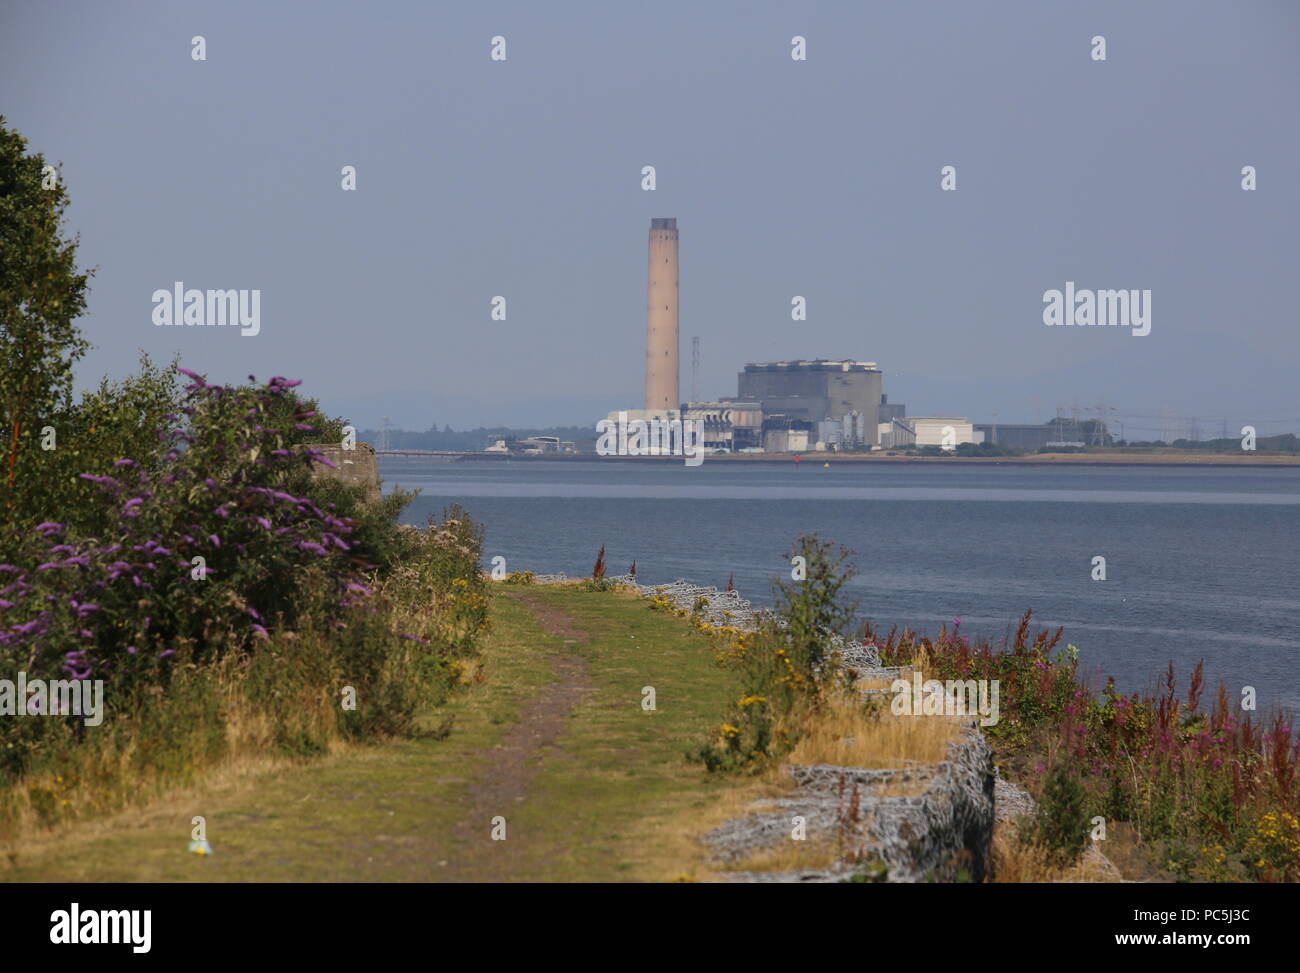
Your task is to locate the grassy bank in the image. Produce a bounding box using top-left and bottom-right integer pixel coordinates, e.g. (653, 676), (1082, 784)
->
(0, 511), (490, 851)
(3, 584), (758, 881)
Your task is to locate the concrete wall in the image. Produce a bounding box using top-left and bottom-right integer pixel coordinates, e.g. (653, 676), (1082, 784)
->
(305, 442), (380, 501)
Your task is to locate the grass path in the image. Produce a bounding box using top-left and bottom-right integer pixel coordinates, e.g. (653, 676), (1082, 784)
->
(4, 586), (745, 882)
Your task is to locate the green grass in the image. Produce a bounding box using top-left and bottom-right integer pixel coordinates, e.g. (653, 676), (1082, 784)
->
(497, 587), (748, 881)
(2, 586), (746, 882)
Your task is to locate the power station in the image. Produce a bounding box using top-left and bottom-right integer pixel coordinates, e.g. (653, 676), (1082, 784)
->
(598, 216), (994, 455)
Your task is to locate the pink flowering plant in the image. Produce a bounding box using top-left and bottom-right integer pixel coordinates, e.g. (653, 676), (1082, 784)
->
(0, 369), (404, 690)
(876, 611), (1300, 879)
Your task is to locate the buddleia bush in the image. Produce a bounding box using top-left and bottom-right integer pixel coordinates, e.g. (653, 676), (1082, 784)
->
(0, 370), (405, 693)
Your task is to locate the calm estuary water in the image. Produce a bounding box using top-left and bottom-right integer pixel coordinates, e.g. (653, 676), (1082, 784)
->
(385, 460), (1300, 711)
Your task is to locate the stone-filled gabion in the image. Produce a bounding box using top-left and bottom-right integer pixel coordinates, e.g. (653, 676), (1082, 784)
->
(703, 724), (995, 883)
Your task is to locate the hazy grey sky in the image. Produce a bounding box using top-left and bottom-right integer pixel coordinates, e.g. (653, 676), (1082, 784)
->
(2, 1), (1297, 436)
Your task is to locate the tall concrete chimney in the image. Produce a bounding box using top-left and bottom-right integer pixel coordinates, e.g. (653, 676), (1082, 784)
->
(645, 217), (679, 411)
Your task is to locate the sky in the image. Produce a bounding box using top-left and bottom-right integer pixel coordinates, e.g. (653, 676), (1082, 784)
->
(2, 0), (1297, 437)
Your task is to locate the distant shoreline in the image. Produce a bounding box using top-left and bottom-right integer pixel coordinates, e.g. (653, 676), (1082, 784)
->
(380, 450), (1300, 469)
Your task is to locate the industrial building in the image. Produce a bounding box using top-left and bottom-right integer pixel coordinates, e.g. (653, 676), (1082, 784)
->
(879, 394), (906, 424)
(684, 400), (761, 451)
(757, 415), (813, 454)
(738, 360), (883, 439)
(486, 435), (577, 455)
(603, 401), (761, 453)
(880, 416), (979, 450)
(973, 420), (1094, 451)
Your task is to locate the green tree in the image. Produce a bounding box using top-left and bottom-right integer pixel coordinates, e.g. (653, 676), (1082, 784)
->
(0, 117), (92, 524)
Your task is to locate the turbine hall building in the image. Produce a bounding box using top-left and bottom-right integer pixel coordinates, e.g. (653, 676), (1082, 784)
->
(737, 360), (883, 447)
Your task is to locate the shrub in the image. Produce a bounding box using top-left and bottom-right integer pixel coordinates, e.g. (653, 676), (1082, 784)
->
(694, 535), (857, 773)
(1026, 763), (1090, 868)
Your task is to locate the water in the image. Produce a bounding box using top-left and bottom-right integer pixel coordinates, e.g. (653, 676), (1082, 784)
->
(385, 460), (1300, 711)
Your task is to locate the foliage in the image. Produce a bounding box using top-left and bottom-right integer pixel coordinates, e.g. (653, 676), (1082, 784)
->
(876, 612), (1300, 882)
(1, 506), (490, 834)
(0, 116), (92, 522)
(5, 353), (184, 541)
(1024, 762), (1090, 868)
(770, 535), (858, 679)
(694, 535), (857, 773)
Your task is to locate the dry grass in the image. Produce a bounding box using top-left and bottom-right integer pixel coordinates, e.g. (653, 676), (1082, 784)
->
(854, 676), (897, 691)
(634, 770), (799, 882)
(784, 690), (961, 770)
(991, 821), (1124, 883)
(0, 652), (360, 851)
(716, 833), (843, 874)
(665, 657), (966, 879)
(2, 737), (368, 871)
